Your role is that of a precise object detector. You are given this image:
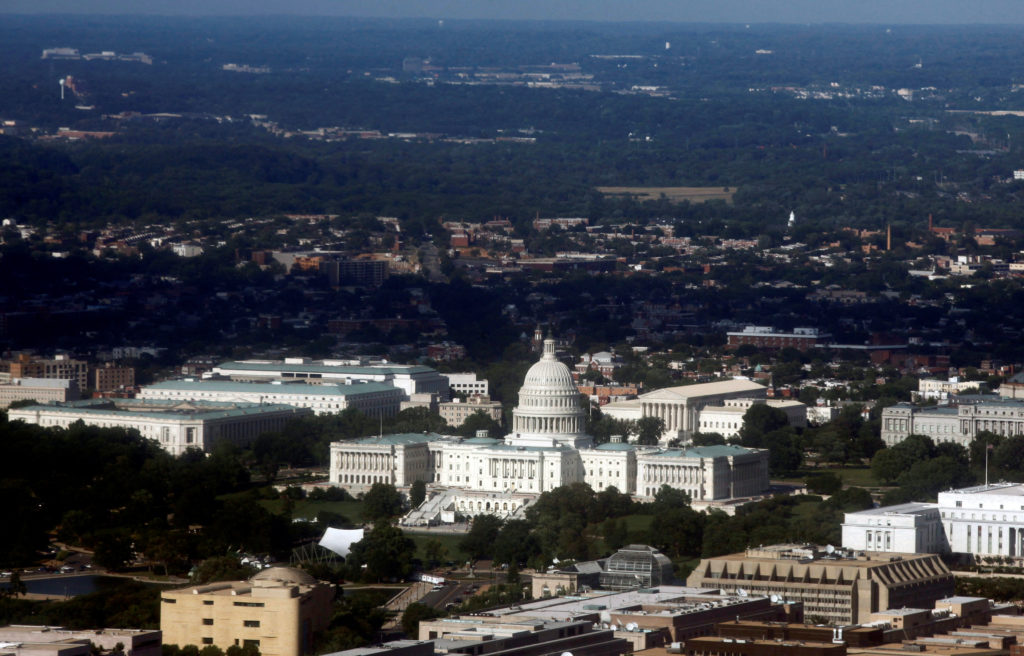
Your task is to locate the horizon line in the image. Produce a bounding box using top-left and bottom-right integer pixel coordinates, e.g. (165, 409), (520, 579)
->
(2, 12), (1024, 27)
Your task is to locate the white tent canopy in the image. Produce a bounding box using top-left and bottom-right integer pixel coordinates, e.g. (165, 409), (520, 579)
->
(318, 527), (365, 558)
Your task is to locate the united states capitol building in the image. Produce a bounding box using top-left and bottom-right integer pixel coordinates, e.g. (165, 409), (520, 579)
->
(329, 338), (770, 520)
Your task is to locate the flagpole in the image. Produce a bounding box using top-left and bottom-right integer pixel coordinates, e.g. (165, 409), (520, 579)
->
(985, 441), (990, 489)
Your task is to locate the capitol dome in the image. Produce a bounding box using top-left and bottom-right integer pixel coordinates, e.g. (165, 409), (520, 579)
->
(522, 340), (578, 390)
(510, 338), (591, 448)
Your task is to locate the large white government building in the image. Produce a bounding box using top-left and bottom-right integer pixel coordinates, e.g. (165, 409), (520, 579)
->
(881, 380), (1024, 447)
(138, 379), (404, 418)
(697, 398), (807, 439)
(635, 444), (770, 500)
(842, 482), (1024, 560)
(0, 377), (80, 408)
(600, 378), (769, 442)
(329, 339), (770, 519)
(8, 398), (309, 455)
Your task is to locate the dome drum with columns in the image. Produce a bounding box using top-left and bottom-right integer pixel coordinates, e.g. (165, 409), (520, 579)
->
(509, 338), (592, 448)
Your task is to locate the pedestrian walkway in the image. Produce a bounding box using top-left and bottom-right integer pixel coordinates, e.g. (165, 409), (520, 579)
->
(381, 581), (432, 628)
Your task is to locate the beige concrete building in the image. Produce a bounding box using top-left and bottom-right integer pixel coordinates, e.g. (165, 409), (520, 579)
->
(686, 544), (954, 625)
(918, 378), (984, 401)
(444, 372), (489, 396)
(0, 626), (160, 656)
(438, 394), (503, 427)
(160, 567), (334, 656)
(0, 377), (79, 408)
(999, 372), (1024, 399)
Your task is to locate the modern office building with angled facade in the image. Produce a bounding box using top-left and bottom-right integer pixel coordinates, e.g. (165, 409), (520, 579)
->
(686, 544), (954, 625)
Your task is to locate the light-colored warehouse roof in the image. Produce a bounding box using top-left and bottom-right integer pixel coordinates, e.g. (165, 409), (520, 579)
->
(145, 380), (400, 396)
(216, 361), (436, 375)
(641, 379), (766, 399)
(9, 398), (302, 421)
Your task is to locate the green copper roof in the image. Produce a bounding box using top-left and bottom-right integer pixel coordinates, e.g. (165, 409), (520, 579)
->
(652, 444), (759, 459)
(354, 432), (449, 445)
(594, 442), (636, 451)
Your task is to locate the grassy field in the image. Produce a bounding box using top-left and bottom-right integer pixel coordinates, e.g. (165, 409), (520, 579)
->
(621, 513), (655, 535)
(258, 498), (367, 522)
(830, 466), (881, 488)
(596, 186), (735, 204)
(406, 531), (470, 566)
(790, 497), (827, 520)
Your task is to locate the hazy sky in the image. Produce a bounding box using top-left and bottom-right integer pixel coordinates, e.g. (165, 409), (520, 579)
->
(4, 0), (1024, 24)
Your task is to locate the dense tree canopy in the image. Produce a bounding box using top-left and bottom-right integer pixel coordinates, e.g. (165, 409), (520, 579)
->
(361, 483), (406, 522)
(345, 522), (417, 582)
(0, 418), (285, 569)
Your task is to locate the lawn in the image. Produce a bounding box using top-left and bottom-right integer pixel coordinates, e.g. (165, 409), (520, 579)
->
(258, 498), (367, 522)
(405, 531), (470, 566)
(621, 513), (655, 535)
(585, 513), (655, 556)
(596, 186), (735, 204)
(831, 466), (881, 488)
(791, 497), (827, 520)
(257, 496), (472, 565)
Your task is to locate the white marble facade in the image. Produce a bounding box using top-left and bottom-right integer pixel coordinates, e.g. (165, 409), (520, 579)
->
(329, 338), (769, 509)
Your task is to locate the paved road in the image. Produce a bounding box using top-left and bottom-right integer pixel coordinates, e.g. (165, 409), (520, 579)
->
(420, 243), (445, 282)
(420, 581), (475, 609)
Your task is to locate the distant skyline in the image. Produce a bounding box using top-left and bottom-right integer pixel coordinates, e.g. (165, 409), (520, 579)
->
(4, 0), (1024, 24)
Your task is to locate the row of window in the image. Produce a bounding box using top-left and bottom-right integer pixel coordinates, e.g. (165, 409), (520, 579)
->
(163, 598), (266, 608)
(202, 639), (260, 648)
(200, 618), (256, 626)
